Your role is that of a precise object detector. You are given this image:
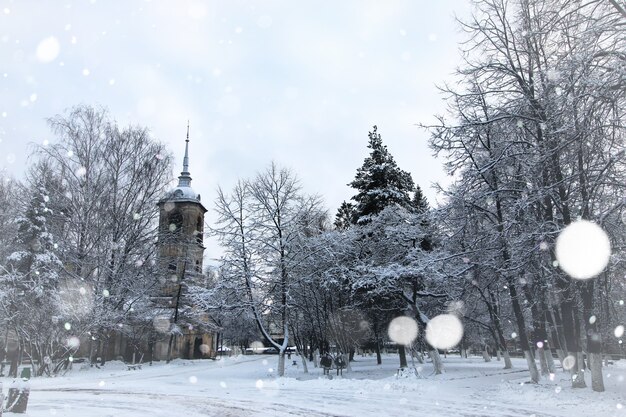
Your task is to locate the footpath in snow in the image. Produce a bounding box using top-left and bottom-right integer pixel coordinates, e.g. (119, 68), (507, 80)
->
(6, 354), (625, 417)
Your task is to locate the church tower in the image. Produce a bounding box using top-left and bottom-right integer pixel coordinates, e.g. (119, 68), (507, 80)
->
(157, 124), (206, 288)
(154, 124), (214, 360)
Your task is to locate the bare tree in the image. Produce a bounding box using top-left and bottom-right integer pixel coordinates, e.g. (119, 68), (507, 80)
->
(40, 105), (173, 365)
(427, 0), (626, 389)
(208, 163), (325, 376)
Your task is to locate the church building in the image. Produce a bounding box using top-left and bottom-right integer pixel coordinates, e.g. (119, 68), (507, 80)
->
(151, 127), (217, 360)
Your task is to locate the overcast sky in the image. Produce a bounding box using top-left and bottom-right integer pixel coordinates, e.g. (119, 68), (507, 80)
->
(0, 0), (471, 261)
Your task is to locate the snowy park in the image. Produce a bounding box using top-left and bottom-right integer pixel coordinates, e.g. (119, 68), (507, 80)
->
(1, 0), (626, 416)
(14, 353), (626, 417)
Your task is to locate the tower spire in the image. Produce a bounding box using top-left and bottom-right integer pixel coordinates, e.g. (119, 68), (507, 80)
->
(177, 121), (192, 187)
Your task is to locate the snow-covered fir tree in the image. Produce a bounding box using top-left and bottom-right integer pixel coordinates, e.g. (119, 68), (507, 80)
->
(333, 201), (355, 230)
(348, 125), (416, 224)
(2, 181), (64, 376)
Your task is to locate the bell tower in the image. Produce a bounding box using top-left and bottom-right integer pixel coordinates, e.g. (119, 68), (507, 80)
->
(157, 123), (206, 291)
(154, 124), (214, 360)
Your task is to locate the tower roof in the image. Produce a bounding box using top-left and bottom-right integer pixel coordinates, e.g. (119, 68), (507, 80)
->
(159, 122), (205, 210)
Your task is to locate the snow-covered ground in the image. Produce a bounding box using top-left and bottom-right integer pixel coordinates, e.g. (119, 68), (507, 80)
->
(7, 354), (625, 417)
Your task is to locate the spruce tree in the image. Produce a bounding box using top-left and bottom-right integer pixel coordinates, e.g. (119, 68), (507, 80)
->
(411, 184), (430, 214)
(7, 186), (62, 292)
(348, 125), (415, 223)
(334, 201), (355, 230)
(4, 184), (63, 376)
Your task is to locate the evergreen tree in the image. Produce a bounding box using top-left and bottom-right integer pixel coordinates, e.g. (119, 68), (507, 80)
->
(3, 184), (63, 376)
(346, 126), (442, 369)
(334, 201), (355, 230)
(411, 185), (432, 251)
(411, 185), (429, 214)
(7, 186), (62, 292)
(348, 125), (415, 223)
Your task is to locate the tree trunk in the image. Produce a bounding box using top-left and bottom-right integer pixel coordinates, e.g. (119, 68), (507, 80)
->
(589, 353), (604, 392)
(503, 350), (513, 370)
(580, 280), (604, 392)
(536, 347), (550, 376)
(398, 345), (408, 368)
(574, 352), (586, 388)
(559, 286), (586, 388)
(544, 344), (556, 374)
(375, 339), (382, 365)
(166, 334), (176, 364)
(550, 308), (569, 366)
(429, 349), (443, 375)
(506, 279), (540, 383)
(300, 353), (309, 374)
(277, 352), (285, 377)
(8, 349), (18, 378)
(99, 336), (108, 366)
(482, 346), (491, 362)
(524, 351), (540, 383)
(566, 351), (586, 388)
(343, 353), (352, 372)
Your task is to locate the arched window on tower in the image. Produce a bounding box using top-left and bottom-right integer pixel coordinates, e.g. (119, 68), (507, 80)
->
(167, 211), (183, 234)
(196, 215), (203, 244)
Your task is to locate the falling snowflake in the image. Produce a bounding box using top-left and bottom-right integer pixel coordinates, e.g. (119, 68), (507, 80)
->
(562, 355), (576, 370)
(555, 220), (611, 280)
(36, 36), (60, 63)
(388, 316), (418, 346)
(425, 314), (463, 349)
